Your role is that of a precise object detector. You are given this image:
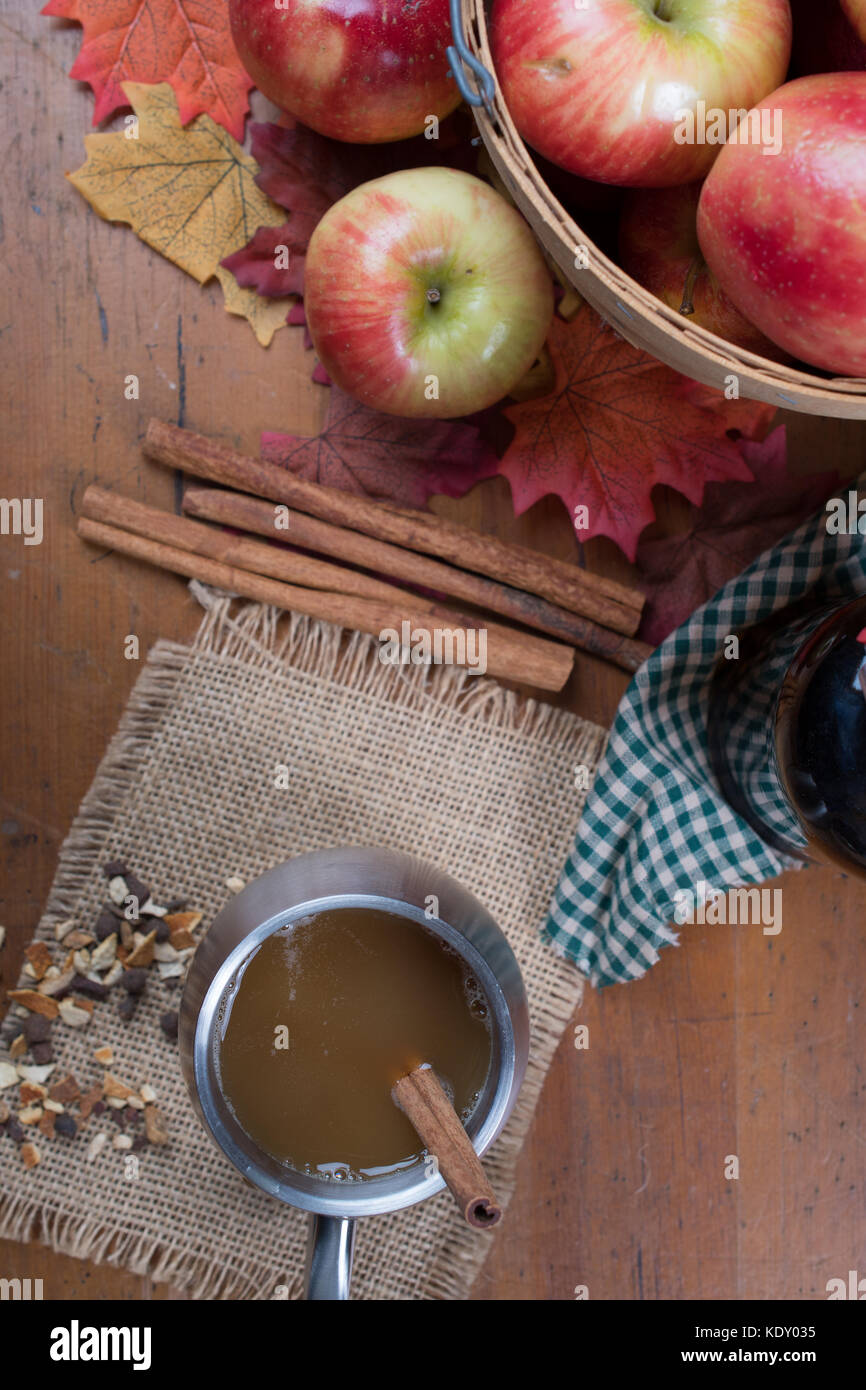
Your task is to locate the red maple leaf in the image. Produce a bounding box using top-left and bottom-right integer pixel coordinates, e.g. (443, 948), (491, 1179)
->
(499, 304), (776, 561)
(261, 386), (499, 509)
(635, 426), (841, 643)
(41, 0), (253, 138)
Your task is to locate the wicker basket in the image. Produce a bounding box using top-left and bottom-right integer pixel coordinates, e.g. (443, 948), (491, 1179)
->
(452, 0), (866, 420)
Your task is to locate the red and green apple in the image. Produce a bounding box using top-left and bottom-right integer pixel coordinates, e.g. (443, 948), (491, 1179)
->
(619, 183), (788, 359)
(490, 0), (792, 186)
(697, 74), (866, 376)
(229, 0), (460, 143)
(303, 168), (554, 418)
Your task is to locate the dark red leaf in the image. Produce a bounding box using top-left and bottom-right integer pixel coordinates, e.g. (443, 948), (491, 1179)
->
(635, 426), (841, 643)
(261, 385), (499, 509)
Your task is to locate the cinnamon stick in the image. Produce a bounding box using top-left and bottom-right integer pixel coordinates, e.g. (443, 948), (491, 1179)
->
(82, 485), (401, 605)
(391, 1064), (501, 1229)
(183, 486), (652, 674)
(143, 419), (644, 637)
(76, 516), (574, 692)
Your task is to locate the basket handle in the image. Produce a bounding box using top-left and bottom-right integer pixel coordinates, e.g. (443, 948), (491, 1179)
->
(446, 0), (495, 109)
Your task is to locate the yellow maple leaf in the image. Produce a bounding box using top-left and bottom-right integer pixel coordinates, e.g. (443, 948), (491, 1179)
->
(68, 81), (293, 346)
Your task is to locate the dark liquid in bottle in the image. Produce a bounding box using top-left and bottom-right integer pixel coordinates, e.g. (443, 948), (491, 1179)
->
(776, 600), (866, 872)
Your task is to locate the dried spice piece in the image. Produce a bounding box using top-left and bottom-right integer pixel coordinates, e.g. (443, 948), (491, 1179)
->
(140, 1084), (157, 1104)
(154, 921), (171, 943)
(94, 910), (118, 942)
(69, 974), (109, 1001)
(125, 930), (156, 969)
(54, 918), (76, 942)
(119, 920), (135, 950)
(131, 1133), (148, 1152)
(89, 934), (117, 971)
(103, 860), (128, 879)
(159, 1011), (178, 1040)
(7, 1117), (25, 1143)
(10, 1035), (27, 1060)
(78, 1083), (104, 1120)
(125, 1096), (144, 1111)
(121, 968), (147, 996)
(102, 962), (124, 988)
(21, 1014), (51, 1044)
(144, 1105), (169, 1145)
(124, 874), (151, 905)
(140, 899), (167, 918)
(38, 1109), (56, 1139)
(19, 1082), (47, 1106)
(43, 1099), (64, 1114)
(17, 1062), (56, 1085)
(86, 1132), (107, 1162)
(49, 1074), (81, 1105)
(225, 877), (245, 894)
(108, 875), (129, 905)
(8, 990), (59, 1018)
(118, 995), (139, 1023)
(30, 1042), (54, 1065)
(24, 941), (53, 979)
(58, 1000), (92, 1029)
(20, 1141), (40, 1168)
(165, 911), (202, 936)
(103, 1073), (134, 1101)
(93, 1046), (113, 1067)
(54, 1113), (77, 1139)
(65, 931), (95, 950)
(38, 968), (75, 999)
(0, 1100), (9, 1124)
(0, 1062), (20, 1089)
(166, 928), (196, 951)
(19, 1106), (43, 1125)
(113, 1134), (133, 1150)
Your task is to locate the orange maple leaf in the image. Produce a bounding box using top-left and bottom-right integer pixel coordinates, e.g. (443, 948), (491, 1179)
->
(500, 304), (775, 562)
(42, 0), (253, 139)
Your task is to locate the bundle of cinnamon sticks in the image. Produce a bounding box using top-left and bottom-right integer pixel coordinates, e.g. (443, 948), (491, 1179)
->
(75, 419), (651, 693)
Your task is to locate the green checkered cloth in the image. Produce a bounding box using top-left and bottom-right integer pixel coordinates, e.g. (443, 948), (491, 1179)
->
(544, 479), (866, 987)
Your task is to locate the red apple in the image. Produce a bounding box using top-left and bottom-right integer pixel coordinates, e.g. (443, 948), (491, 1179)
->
(789, 0), (866, 76)
(304, 168), (554, 418)
(842, 0), (866, 42)
(489, 0), (792, 186)
(229, 0), (460, 143)
(619, 183), (788, 359)
(697, 74), (866, 376)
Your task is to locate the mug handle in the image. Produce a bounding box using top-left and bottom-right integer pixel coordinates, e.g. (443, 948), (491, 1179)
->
(304, 1215), (357, 1300)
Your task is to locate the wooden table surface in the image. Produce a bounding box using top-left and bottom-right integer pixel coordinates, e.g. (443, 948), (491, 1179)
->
(3, 8), (866, 1301)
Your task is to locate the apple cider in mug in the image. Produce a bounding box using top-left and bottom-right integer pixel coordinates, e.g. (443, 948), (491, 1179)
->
(217, 906), (493, 1178)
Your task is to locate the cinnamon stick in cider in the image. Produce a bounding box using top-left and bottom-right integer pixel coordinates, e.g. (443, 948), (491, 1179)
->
(392, 1064), (502, 1230)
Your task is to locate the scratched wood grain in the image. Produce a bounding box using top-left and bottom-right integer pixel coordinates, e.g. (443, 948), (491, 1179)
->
(2, 3), (866, 1301)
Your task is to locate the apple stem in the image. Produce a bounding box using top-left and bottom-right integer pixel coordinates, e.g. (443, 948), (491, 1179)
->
(426, 288), (441, 304)
(679, 256), (704, 317)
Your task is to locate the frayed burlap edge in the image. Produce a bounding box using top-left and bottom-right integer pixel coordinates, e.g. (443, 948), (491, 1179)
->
(1, 583), (600, 1300)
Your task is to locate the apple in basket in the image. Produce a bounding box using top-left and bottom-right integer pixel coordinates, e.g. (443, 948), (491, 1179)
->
(619, 183), (788, 360)
(489, 0), (792, 186)
(697, 74), (866, 377)
(842, 0), (866, 41)
(229, 0), (460, 142)
(303, 167), (554, 418)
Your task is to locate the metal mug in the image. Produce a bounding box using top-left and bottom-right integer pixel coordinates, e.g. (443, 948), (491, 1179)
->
(178, 847), (531, 1300)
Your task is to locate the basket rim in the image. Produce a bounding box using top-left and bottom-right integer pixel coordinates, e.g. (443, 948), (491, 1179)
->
(462, 0), (866, 408)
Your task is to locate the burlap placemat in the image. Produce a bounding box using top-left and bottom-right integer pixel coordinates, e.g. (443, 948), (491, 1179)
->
(0, 585), (606, 1300)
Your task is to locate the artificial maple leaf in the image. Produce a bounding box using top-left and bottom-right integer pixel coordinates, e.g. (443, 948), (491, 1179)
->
(499, 303), (775, 561)
(635, 426), (841, 644)
(67, 82), (293, 345)
(261, 386), (500, 509)
(42, 0), (253, 139)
